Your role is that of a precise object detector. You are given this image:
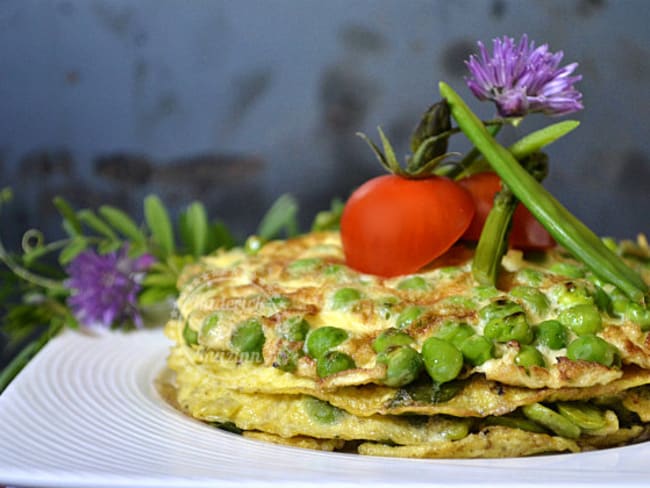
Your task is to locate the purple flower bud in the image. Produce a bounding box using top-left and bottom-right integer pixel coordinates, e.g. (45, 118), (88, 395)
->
(65, 247), (155, 329)
(465, 35), (583, 117)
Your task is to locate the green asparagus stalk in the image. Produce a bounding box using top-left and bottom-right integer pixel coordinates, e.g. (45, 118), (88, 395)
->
(439, 82), (648, 303)
(472, 186), (518, 286)
(473, 153), (549, 285)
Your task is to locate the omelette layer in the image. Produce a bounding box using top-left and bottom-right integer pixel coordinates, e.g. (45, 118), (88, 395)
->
(165, 231), (650, 458)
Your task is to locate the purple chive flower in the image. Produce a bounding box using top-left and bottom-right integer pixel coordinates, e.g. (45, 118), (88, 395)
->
(465, 34), (583, 117)
(66, 247), (155, 329)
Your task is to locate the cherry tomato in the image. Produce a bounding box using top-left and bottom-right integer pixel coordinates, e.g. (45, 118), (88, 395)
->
(340, 174), (475, 277)
(458, 172), (555, 250)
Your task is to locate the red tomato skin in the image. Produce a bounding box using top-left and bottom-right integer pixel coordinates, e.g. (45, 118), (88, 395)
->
(340, 174), (475, 277)
(458, 172), (555, 250)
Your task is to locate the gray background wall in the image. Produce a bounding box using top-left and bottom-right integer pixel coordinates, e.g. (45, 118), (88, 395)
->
(0, 0), (648, 248)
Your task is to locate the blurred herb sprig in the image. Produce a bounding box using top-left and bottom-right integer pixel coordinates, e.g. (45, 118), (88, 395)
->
(0, 190), (303, 392)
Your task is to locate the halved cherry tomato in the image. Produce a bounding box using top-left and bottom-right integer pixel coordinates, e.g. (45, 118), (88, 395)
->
(340, 174), (475, 277)
(458, 172), (555, 250)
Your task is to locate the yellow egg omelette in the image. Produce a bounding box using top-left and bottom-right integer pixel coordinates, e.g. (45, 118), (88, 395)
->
(164, 231), (650, 458)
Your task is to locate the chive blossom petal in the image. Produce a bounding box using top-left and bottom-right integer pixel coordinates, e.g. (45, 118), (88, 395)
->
(465, 34), (583, 117)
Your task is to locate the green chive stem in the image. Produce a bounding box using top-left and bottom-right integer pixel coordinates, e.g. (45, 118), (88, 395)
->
(439, 82), (647, 302)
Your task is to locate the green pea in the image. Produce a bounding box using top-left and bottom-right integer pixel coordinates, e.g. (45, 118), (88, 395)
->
(439, 295), (476, 311)
(376, 345), (424, 387)
(303, 397), (343, 424)
(331, 287), (362, 310)
(611, 297), (630, 317)
(372, 328), (414, 353)
(244, 235), (265, 254)
(273, 344), (304, 373)
(376, 296), (399, 320)
(521, 403), (581, 439)
(268, 295), (291, 310)
(459, 335), (494, 366)
(304, 326), (348, 358)
(397, 276), (428, 291)
(433, 322), (475, 349)
(439, 266), (462, 275)
(396, 306), (424, 329)
(558, 304), (602, 336)
(435, 416), (472, 441)
(183, 322), (199, 346)
(516, 268), (544, 286)
(478, 300), (524, 322)
(550, 262), (585, 279)
(484, 415), (548, 434)
(552, 282), (594, 307)
(475, 285), (501, 300)
(231, 318), (265, 355)
(200, 313), (221, 337)
(277, 316), (310, 342)
(316, 351), (356, 378)
(566, 335), (617, 367)
(534, 320), (568, 350)
(323, 264), (343, 275)
(421, 337), (464, 384)
(515, 345), (545, 368)
(510, 286), (550, 317)
(556, 402), (608, 431)
(625, 302), (650, 331)
(483, 312), (534, 344)
(288, 257), (322, 272)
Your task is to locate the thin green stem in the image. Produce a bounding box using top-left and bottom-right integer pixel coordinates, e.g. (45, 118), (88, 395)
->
(472, 187), (518, 285)
(439, 82), (647, 302)
(0, 321), (63, 393)
(437, 125), (502, 178)
(0, 242), (67, 292)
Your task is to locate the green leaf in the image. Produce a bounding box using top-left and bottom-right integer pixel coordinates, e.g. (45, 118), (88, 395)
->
(78, 209), (118, 241)
(53, 197), (82, 236)
(138, 286), (177, 306)
(257, 194), (299, 241)
(99, 206), (146, 244)
(408, 101), (452, 171)
(0, 187), (12, 205)
(58, 237), (88, 265)
(508, 120), (580, 160)
(207, 220), (236, 251)
(378, 127), (401, 173)
(127, 241), (147, 258)
(311, 198), (345, 232)
(144, 195), (175, 258)
(142, 271), (178, 288)
(356, 132), (393, 173)
(97, 239), (122, 255)
(179, 202), (208, 258)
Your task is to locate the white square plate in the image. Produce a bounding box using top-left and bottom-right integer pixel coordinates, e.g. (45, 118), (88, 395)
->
(1, 329), (648, 488)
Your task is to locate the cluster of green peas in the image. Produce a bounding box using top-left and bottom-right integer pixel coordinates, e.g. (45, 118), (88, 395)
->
(182, 265), (648, 386)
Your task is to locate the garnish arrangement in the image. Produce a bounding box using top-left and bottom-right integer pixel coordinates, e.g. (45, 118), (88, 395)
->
(2, 35), (650, 458)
